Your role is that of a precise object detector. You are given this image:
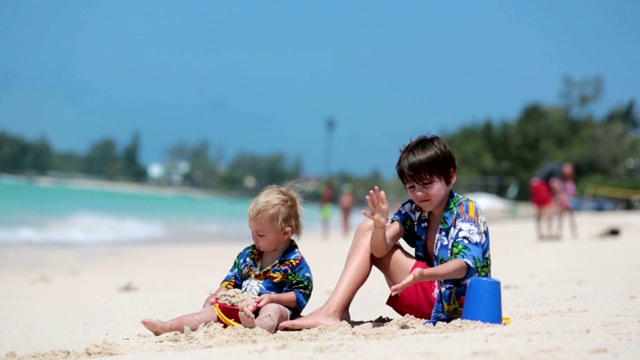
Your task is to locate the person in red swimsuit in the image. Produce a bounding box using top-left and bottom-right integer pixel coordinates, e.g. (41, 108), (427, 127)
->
(529, 162), (575, 240)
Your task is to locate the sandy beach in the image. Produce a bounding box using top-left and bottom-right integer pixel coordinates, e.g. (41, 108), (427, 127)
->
(1, 209), (639, 360)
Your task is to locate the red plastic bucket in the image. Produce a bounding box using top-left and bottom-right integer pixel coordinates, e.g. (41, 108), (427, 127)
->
(214, 299), (258, 327)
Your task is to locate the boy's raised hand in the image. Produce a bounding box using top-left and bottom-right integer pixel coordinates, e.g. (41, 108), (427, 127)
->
(362, 186), (389, 227)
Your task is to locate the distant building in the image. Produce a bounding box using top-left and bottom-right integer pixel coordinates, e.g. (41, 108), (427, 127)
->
(146, 160), (190, 185)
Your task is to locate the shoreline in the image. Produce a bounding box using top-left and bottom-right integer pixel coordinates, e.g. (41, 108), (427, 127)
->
(1, 173), (220, 198)
(2, 172), (540, 219)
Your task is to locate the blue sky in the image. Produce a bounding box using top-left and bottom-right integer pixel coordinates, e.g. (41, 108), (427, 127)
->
(1, 1), (639, 178)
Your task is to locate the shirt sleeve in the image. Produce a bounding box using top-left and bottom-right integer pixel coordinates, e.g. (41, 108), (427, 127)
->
(391, 199), (420, 248)
(220, 250), (245, 289)
(283, 256), (313, 316)
(450, 209), (490, 281)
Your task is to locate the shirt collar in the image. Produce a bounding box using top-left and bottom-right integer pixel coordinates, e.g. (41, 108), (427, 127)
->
(440, 190), (460, 229)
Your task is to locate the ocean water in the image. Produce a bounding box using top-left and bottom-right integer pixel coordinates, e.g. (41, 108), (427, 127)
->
(0, 175), (323, 245)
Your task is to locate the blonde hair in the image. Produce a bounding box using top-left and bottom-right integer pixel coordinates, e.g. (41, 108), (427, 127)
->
(248, 184), (304, 238)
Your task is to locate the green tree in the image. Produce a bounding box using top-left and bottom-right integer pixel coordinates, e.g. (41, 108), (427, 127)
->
(185, 141), (210, 187)
(559, 74), (603, 117)
(83, 138), (120, 179)
(51, 152), (84, 174)
(165, 140), (223, 188)
(220, 153), (303, 193)
(0, 132), (28, 173)
(0, 133), (52, 175)
(24, 137), (53, 174)
(121, 132), (146, 182)
(448, 76), (639, 201)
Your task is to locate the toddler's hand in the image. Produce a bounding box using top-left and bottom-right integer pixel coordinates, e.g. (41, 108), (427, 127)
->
(255, 294), (274, 308)
(203, 293), (218, 308)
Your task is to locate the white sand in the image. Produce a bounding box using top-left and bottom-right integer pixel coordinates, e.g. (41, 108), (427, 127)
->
(1, 210), (639, 360)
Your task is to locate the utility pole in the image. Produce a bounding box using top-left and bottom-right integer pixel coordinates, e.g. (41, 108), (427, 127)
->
(324, 117), (336, 180)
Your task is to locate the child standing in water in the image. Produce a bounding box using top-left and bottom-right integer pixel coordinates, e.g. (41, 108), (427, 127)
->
(279, 135), (491, 329)
(142, 184), (313, 334)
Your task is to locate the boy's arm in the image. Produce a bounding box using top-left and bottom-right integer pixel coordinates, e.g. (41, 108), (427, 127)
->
(362, 186), (404, 258)
(390, 259), (467, 296)
(255, 291), (298, 309)
(370, 220), (404, 258)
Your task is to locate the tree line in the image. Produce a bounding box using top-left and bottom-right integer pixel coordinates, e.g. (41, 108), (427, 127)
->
(0, 132), (147, 182)
(1, 75), (638, 202)
(0, 130), (307, 197)
(447, 75), (639, 201)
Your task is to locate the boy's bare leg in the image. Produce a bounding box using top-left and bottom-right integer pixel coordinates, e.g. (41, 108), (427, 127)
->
(240, 303), (290, 333)
(279, 219), (412, 330)
(141, 305), (217, 336)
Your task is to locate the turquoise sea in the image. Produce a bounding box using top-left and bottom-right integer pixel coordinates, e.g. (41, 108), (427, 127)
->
(0, 175), (324, 245)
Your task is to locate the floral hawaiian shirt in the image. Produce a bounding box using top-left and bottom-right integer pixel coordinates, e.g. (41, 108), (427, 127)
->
(220, 240), (313, 316)
(392, 190), (491, 322)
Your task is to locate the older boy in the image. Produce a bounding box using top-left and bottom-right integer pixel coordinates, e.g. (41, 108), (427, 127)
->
(280, 135), (491, 329)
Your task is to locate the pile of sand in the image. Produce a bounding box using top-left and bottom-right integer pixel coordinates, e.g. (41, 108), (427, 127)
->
(217, 289), (257, 307)
(4, 316), (498, 360)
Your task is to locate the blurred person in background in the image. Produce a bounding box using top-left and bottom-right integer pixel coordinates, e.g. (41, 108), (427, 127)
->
(529, 162), (576, 240)
(320, 181), (335, 239)
(339, 183), (355, 238)
(557, 174), (578, 239)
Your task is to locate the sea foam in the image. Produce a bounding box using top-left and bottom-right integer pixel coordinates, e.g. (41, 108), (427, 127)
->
(0, 212), (167, 244)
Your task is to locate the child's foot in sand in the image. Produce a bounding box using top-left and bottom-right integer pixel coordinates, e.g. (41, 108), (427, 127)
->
(141, 318), (171, 336)
(278, 308), (349, 330)
(238, 306), (257, 329)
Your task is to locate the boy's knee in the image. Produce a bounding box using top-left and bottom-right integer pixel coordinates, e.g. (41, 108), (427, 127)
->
(354, 219), (375, 237)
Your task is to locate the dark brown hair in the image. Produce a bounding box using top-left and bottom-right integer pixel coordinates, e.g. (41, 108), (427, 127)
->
(396, 135), (457, 186)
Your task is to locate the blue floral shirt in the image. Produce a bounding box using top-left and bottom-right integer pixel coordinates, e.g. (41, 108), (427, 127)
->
(392, 190), (491, 321)
(220, 240), (313, 316)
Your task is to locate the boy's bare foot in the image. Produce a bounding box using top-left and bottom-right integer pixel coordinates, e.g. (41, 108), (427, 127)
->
(278, 308), (349, 330)
(238, 306), (257, 329)
(141, 318), (171, 336)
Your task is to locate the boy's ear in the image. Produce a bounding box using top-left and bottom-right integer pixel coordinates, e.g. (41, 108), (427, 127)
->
(282, 226), (293, 239)
(450, 169), (458, 185)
